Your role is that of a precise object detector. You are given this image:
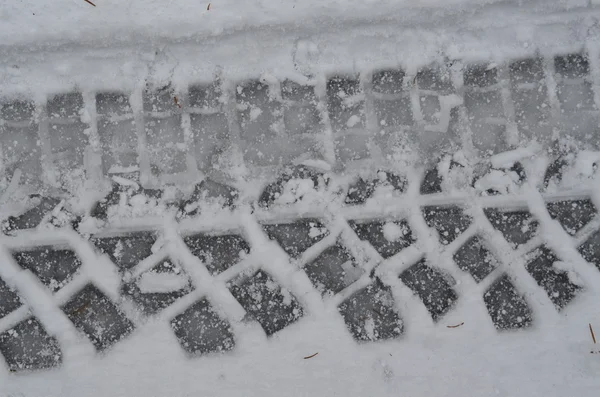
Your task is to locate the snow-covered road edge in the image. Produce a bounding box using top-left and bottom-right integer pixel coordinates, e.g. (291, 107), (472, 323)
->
(0, 0), (591, 49)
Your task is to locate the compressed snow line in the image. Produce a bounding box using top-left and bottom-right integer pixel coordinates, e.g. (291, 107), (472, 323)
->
(489, 144), (541, 169)
(404, 169), (489, 330)
(137, 270), (189, 294)
(126, 248), (172, 281)
(373, 246), (453, 338)
(161, 218), (260, 345)
(470, 201), (563, 328)
(238, 210), (328, 320)
(378, 271), (436, 338)
(366, 169), (434, 336)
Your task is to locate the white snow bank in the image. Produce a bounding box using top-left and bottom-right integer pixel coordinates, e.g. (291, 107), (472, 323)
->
(0, 0), (588, 48)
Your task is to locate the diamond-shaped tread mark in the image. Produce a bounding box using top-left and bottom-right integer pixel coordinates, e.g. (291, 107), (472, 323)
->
(338, 281), (403, 342)
(171, 298), (235, 356)
(263, 219), (329, 259)
(453, 236), (498, 282)
(420, 167), (443, 195)
(122, 259), (194, 315)
(345, 178), (376, 205)
(303, 244), (364, 295)
(546, 199), (597, 236)
(12, 247), (82, 292)
(345, 172), (407, 205)
(399, 259), (458, 321)
(423, 206), (472, 245)
(484, 274), (533, 330)
(62, 284), (134, 351)
(0, 318), (62, 372)
(525, 246), (581, 310)
(543, 157), (568, 189)
(184, 234), (249, 275)
(228, 270), (303, 336)
(2, 197), (61, 233)
(578, 229), (600, 271)
(349, 220), (414, 259)
(91, 232), (156, 271)
(0, 278), (22, 319)
(484, 208), (538, 247)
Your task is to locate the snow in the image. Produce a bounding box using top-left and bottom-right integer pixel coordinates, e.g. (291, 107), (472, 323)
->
(274, 178), (318, 205)
(549, 150), (600, 191)
(2, 168), (600, 397)
(298, 159), (331, 172)
(138, 271), (189, 294)
(490, 144), (540, 169)
(104, 190), (167, 221)
(308, 223), (327, 239)
(382, 222), (406, 242)
(2, 0), (600, 396)
(346, 114), (362, 128)
(474, 169), (521, 195)
(1, 308), (600, 397)
(553, 261), (585, 287)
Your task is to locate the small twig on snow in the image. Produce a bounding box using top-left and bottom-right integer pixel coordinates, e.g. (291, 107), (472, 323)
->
(70, 301), (91, 317)
(84, 0), (97, 6)
(303, 352), (318, 359)
(447, 322), (464, 329)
